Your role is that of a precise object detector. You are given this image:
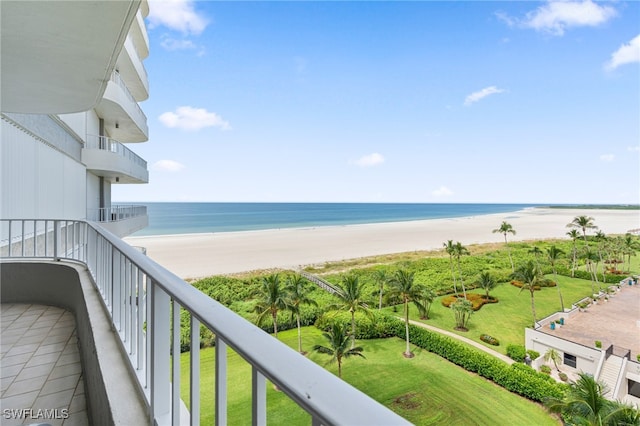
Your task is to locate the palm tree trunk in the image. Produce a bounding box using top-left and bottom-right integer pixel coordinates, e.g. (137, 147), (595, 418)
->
(350, 310), (356, 349)
(530, 290), (537, 328)
(337, 357), (342, 378)
(505, 234), (514, 272)
(273, 312), (278, 338)
(404, 300), (411, 356)
(296, 313), (302, 353)
(449, 257), (458, 296)
(457, 260), (467, 299)
(553, 268), (565, 312)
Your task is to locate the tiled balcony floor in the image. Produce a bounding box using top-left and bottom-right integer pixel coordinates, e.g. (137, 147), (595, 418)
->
(1, 304), (88, 426)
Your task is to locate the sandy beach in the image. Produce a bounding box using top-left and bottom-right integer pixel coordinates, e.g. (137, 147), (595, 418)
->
(125, 208), (640, 279)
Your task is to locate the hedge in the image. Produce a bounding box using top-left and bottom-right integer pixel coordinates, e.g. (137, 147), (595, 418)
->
(383, 318), (566, 402)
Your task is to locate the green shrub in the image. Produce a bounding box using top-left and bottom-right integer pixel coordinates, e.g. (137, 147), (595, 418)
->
(540, 365), (551, 374)
(378, 316), (566, 402)
(314, 310), (397, 339)
(480, 334), (500, 346)
(595, 340), (602, 349)
(507, 344), (527, 362)
(558, 372), (568, 382)
(527, 349), (540, 360)
(441, 293), (497, 311)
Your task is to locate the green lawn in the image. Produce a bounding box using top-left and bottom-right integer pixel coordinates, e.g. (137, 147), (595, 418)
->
(180, 327), (558, 425)
(387, 274), (601, 354)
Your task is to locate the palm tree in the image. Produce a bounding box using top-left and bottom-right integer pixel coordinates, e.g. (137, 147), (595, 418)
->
(543, 348), (562, 372)
(594, 231), (610, 282)
(253, 274), (288, 338)
(417, 287), (437, 320)
(567, 215), (597, 245)
(567, 229), (581, 277)
(387, 269), (425, 358)
(544, 373), (639, 426)
(492, 221), (516, 272)
(451, 298), (473, 331)
(512, 260), (543, 328)
(443, 240), (459, 296)
(528, 245), (543, 267)
(372, 269), (389, 310)
(453, 241), (470, 299)
(285, 273), (318, 354)
(313, 322), (365, 379)
(546, 245), (566, 312)
(477, 271), (498, 300)
(622, 233), (639, 273)
(330, 274), (373, 349)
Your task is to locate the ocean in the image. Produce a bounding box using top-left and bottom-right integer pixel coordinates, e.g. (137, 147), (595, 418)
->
(125, 203), (541, 237)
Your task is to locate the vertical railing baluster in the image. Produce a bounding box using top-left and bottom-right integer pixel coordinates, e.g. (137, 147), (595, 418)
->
(190, 316), (200, 426)
(44, 220), (49, 257)
(150, 280), (170, 425)
(252, 367), (266, 426)
(8, 219), (12, 257)
(33, 220), (38, 257)
(146, 276), (152, 391)
(53, 220), (58, 261)
(215, 337), (227, 426)
(21, 220), (25, 257)
(137, 270), (144, 370)
(172, 299), (181, 426)
(125, 258), (131, 349)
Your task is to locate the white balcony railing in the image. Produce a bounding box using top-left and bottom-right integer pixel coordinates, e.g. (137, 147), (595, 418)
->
(110, 70), (146, 123)
(87, 205), (147, 223)
(0, 219), (409, 426)
(85, 135), (147, 168)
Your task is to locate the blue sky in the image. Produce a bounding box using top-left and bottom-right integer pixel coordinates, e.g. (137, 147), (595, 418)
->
(114, 0), (640, 204)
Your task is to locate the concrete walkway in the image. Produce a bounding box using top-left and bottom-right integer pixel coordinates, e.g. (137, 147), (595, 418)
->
(403, 318), (515, 365)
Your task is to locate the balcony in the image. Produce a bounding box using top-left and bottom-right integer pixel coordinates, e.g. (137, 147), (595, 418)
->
(116, 35), (149, 102)
(0, 219), (410, 425)
(1, 1), (140, 114)
(96, 71), (149, 142)
(82, 135), (149, 184)
(130, 10), (150, 60)
(87, 205), (148, 237)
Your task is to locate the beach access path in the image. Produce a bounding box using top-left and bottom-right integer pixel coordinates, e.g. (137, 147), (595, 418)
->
(125, 208), (640, 279)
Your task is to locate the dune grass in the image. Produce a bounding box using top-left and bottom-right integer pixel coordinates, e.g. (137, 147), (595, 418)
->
(180, 327), (558, 425)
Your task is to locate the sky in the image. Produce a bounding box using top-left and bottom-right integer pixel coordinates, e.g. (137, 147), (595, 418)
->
(113, 0), (640, 204)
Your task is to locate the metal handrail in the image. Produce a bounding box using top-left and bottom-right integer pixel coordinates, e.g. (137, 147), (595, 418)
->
(85, 134), (147, 168)
(0, 219), (409, 426)
(86, 205), (147, 223)
(110, 70), (147, 123)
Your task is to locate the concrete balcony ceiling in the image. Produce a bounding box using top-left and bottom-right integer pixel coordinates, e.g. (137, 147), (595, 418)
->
(96, 79), (149, 142)
(1, 1), (141, 114)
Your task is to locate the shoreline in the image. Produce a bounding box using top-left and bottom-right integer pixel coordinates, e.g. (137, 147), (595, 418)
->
(125, 208), (640, 279)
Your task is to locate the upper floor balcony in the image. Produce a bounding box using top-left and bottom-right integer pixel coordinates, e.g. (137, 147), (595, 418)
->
(117, 35), (149, 102)
(82, 135), (149, 184)
(0, 219), (410, 425)
(87, 205), (148, 237)
(130, 9), (150, 60)
(96, 71), (148, 143)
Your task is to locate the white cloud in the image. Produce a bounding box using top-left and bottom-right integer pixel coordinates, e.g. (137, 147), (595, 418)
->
(159, 106), (230, 131)
(497, 0), (617, 36)
(147, 0), (208, 35)
(605, 34), (640, 71)
(464, 86), (505, 106)
(354, 153), (385, 167)
(599, 154), (615, 162)
(152, 160), (185, 172)
(432, 186), (453, 197)
(160, 37), (196, 51)
(628, 146), (640, 152)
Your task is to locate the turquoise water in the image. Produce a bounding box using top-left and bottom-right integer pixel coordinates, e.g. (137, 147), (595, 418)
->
(125, 203), (541, 236)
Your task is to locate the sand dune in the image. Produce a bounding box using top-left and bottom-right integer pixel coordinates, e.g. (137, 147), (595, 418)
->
(124, 208), (639, 279)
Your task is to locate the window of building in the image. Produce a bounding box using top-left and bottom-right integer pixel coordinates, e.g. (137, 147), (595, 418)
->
(629, 379), (640, 399)
(563, 353), (577, 368)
